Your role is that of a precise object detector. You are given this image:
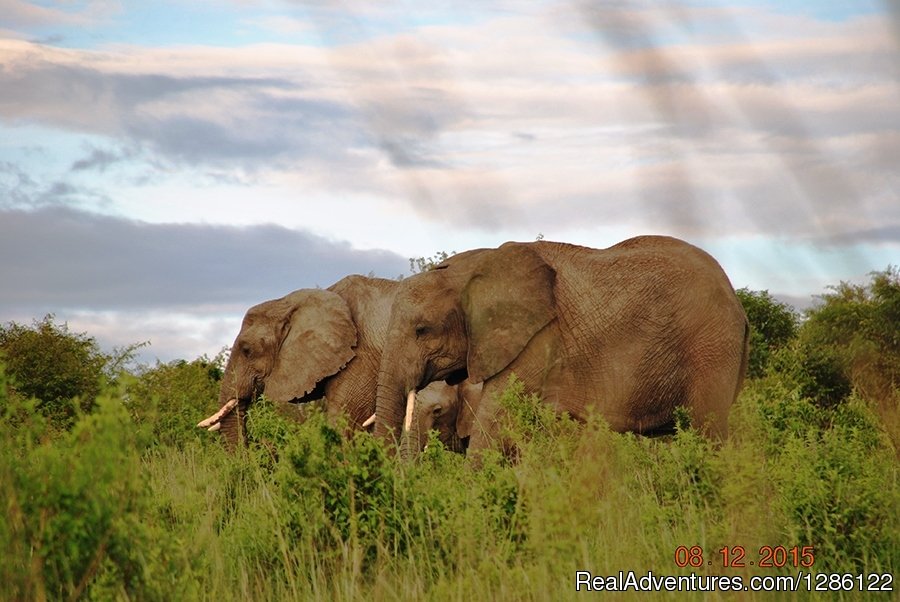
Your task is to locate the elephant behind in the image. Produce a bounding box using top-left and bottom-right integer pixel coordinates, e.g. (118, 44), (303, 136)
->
(411, 380), (483, 454)
(373, 236), (750, 454)
(198, 275), (463, 449)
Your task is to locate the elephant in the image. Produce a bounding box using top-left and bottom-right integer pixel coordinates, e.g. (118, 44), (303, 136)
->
(197, 275), (467, 449)
(372, 236), (750, 456)
(410, 380), (483, 454)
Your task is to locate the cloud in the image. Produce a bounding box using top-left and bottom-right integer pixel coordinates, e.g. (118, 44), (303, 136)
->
(0, 0), (117, 30)
(0, 206), (409, 312)
(70, 146), (132, 172)
(1, 6), (897, 246)
(0, 42), (358, 169)
(0, 164), (113, 211)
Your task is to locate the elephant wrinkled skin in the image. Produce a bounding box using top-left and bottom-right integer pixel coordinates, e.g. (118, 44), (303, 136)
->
(200, 275), (465, 448)
(373, 236), (750, 455)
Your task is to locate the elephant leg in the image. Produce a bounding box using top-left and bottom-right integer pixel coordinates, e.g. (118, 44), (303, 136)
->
(685, 363), (740, 439)
(465, 372), (534, 462)
(467, 325), (564, 459)
(684, 328), (747, 440)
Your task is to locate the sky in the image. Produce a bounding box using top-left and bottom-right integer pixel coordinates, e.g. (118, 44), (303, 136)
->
(1, 0), (898, 365)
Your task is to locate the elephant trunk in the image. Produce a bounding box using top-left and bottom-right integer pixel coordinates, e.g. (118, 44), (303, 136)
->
(217, 400), (247, 450)
(373, 379), (406, 445)
(374, 319), (431, 453)
(373, 356), (420, 448)
(202, 355), (252, 449)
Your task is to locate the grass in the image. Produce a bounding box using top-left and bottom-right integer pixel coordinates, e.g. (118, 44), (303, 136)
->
(1, 367), (898, 601)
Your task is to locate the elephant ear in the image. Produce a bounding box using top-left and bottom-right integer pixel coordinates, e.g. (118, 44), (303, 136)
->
(265, 290), (357, 402)
(462, 243), (557, 383)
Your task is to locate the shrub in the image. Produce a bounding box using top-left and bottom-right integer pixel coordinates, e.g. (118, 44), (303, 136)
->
(801, 266), (900, 395)
(0, 315), (141, 429)
(125, 354), (224, 449)
(409, 251), (454, 275)
(0, 366), (193, 600)
(769, 397), (898, 571)
(735, 288), (799, 378)
(276, 409), (402, 566)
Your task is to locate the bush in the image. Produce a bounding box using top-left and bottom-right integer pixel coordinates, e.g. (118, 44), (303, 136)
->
(409, 251), (454, 275)
(735, 289), (799, 378)
(125, 354), (224, 449)
(0, 315), (140, 429)
(801, 266), (900, 399)
(0, 366), (194, 600)
(744, 378), (899, 571)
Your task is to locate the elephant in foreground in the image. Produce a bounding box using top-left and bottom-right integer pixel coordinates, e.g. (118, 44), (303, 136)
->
(197, 275), (464, 449)
(373, 236), (750, 455)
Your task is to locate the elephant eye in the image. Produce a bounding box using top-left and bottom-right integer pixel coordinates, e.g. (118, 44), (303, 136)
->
(240, 343), (252, 357)
(415, 325), (428, 338)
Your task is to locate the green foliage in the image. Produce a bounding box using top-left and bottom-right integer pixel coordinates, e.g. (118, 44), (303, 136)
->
(277, 410), (401, 565)
(801, 266), (900, 401)
(0, 368), (195, 601)
(792, 344), (854, 409)
(735, 288), (799, 378)
(125, 354), (225, 449)
(1, 360), (897, 600)
(0, 315), (142, 429)
(740, 376), (899, 572)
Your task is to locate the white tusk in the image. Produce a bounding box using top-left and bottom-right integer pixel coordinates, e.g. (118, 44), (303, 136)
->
(197, 398), (238, 428)
(362, 413), (376, 428)
(207, 422), (222, 432)
(403, 390), (416, 433)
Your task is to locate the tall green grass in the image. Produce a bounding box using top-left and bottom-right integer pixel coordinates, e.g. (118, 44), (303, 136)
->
(1, 365), (897, 600)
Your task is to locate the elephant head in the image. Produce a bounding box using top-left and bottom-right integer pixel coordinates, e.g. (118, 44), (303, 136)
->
(410, 380), (482, 454)
(199, 288), (357, 447)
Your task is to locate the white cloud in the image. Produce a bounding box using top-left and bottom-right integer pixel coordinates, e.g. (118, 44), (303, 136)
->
(0, 0), (119, 29)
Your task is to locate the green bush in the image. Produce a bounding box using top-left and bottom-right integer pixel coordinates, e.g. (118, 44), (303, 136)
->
(125, 354), (224, 449)
(743, 375), (899, 571)
(277, 409), (401, 565)
(0, 367), (194, 601)
(0, 315), (141, 429)
(801, 266), (900, 401)
(735, 288), (799, 378)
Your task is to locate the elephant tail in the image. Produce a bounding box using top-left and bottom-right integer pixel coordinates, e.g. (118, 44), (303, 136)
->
(734, 319), (751, 403)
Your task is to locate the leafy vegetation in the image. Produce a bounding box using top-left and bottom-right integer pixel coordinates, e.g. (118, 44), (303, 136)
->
(1, 269), (898, 600)
(735, 288), (798, 378)
(0, 316), (142, 429)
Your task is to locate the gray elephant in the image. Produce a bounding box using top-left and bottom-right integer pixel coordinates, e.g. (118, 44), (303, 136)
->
(410, 380), (482, 454)
(372, 236), (750, 455)
(197, 275), (465, 448)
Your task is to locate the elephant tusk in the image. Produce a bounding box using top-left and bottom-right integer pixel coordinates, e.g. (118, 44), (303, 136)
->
(197, 398), (238, 428)
(362, 413), (376, 428)
(207, 422), (222, 432)
(403, 390), (416, 433)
